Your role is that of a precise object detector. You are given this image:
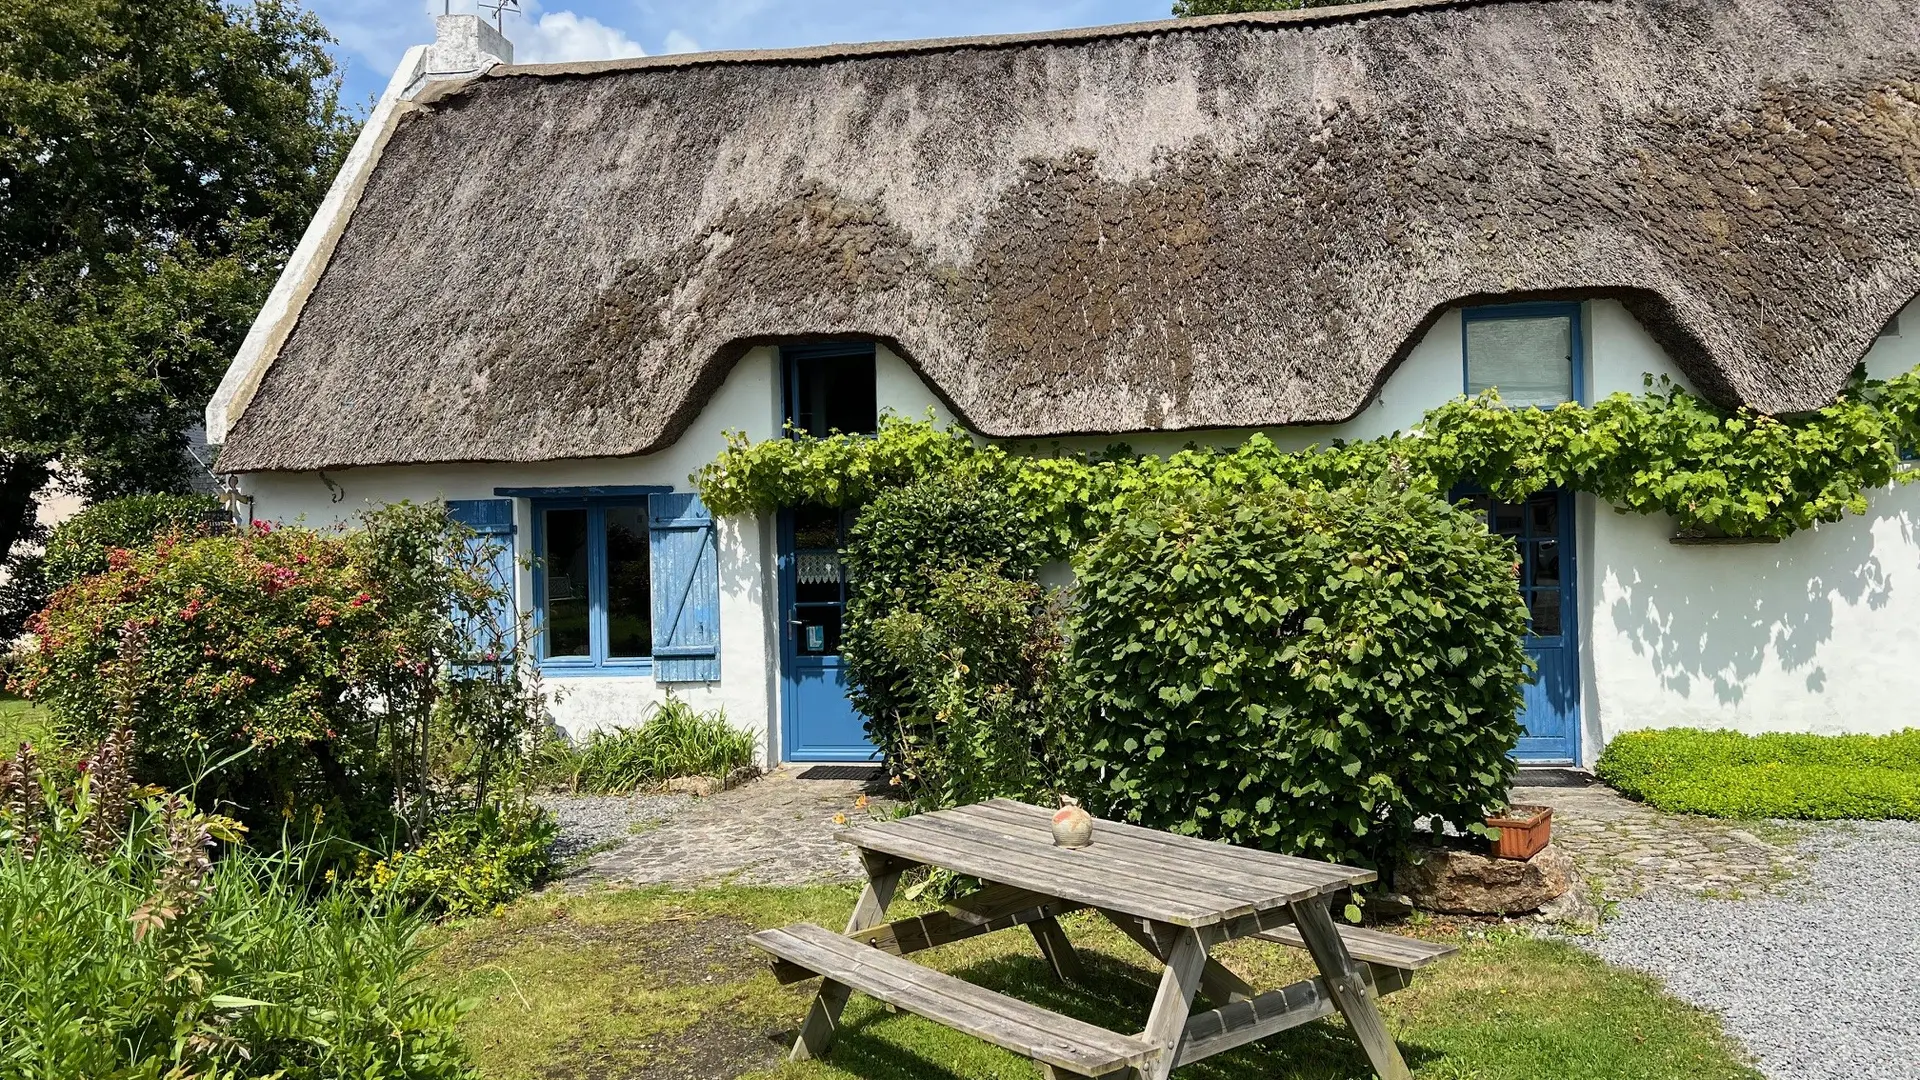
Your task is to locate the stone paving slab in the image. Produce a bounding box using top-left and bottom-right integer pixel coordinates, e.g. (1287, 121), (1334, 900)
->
(1511, 773), (1803, 901)
(569, 767), (895, 888)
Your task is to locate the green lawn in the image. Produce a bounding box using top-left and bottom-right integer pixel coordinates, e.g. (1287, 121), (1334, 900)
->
(423, 885), (1759, 1080)
(0, 695), (53, 750)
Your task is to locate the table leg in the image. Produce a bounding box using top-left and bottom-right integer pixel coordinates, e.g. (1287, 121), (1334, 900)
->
(1100, 909), (1254, 1005)
(1028, 915), (1084, 983)
(791, 852), (906, 1061)
(1137, 924), (1212, 1080)
(1286, 897), (1412, 1080)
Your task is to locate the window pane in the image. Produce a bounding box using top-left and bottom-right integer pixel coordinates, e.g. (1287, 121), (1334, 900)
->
(1492, 502), (1524, 536)
(1534, 540), (1560, 586)
(1529, 494), (1559, 537)
(1467, 316), (1574, 408)
(795, 607), (842, 655)
(542, 509), (590, 658)
(605, 506), (652, 658)
(1529, 589), (1562, 636)
(792, 352), (878, 437)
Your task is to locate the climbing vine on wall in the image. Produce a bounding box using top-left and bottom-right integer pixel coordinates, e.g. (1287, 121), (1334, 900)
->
(693, 370), (1920, 542)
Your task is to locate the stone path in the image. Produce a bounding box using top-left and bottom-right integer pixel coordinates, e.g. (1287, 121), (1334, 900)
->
(567, 767), (895, 887)
(1511, 771), (1804, 901)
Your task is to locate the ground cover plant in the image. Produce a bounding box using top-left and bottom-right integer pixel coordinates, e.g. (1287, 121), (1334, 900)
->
(537, 698), (759, 793)
(1598, 728), (1920, 819)
(0, 735), (473, 1080)
(421, 883), (1761, 1080)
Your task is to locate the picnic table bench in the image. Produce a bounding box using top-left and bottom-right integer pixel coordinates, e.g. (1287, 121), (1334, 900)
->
(749, 798), (1455, 1080)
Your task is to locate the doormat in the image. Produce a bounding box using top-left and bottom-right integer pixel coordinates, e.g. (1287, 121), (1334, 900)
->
(795, 764), (884, 781)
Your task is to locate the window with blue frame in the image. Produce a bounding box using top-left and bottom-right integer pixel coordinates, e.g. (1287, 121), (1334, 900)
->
(534, 500), (653, 671)
(1463, 303), (1584, 408)
(521, 489), (723, 680)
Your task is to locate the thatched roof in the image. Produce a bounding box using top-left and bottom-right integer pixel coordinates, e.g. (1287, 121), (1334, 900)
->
(216, 0), (1920, 472)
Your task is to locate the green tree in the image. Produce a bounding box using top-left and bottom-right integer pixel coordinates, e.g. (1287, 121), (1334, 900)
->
(0, 0), (356, 633)
(1174, 0), (1364, 14)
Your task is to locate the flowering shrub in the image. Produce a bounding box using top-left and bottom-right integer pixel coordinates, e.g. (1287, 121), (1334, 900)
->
(11, 503), (546, 854)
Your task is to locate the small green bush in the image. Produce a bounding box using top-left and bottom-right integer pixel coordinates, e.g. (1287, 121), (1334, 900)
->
(1070, 479), (1532, 868)
(842, 469), (1052, 773)
(42, 492), (226, 589)
(358, 799), (558, 918)
(0, 738), (474, 1080)
(869, 562), (1076, 812)
(1597, 728), (1920, 819)
(539, 697), (758, 793)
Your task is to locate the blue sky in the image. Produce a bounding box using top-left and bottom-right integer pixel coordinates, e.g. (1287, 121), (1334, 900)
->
(312, 0), (1177, 108)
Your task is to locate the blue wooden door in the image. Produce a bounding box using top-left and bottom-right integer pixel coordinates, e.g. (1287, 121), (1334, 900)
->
(778, 507), (877, 761)
(1464, 488), (1580, 763)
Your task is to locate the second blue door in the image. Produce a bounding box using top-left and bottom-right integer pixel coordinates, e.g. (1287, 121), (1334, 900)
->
(1462, 488), (1580, 764)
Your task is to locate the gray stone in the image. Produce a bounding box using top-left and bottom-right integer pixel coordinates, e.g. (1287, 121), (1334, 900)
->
(1397, 843), (1575, 915)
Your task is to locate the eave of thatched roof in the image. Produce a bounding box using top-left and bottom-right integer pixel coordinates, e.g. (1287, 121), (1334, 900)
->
(215, 0), (1920, 473)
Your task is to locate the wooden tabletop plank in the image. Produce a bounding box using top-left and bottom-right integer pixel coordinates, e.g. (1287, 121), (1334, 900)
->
(949, 803), (1341, 900)
(977, 800), (1375, 890)
(879, 814), (1229, 918)
(842, 816), (1220, 925)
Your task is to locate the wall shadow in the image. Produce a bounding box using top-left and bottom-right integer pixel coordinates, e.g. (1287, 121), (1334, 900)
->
(1604, 503), (1915, 707)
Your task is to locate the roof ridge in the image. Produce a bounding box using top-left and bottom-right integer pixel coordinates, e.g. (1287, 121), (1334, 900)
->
(484, 0), (1568, 81)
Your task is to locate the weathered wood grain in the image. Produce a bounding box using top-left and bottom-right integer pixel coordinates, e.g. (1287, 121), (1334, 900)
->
(752, 923), (1153, 1076)
(1257, 923), (1458, 971)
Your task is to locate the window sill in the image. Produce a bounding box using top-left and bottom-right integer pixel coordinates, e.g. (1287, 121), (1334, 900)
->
(536, 660), (656, 678)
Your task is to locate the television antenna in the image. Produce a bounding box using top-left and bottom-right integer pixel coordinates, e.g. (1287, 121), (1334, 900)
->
(478, 0), (521, 32)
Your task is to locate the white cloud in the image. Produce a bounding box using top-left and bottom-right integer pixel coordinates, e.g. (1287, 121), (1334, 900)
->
(515, 9), (648, 63)
(662, 28), (702, 53)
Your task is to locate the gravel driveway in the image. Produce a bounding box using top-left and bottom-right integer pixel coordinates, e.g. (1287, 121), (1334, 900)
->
(1583, 820), (1920, 1080)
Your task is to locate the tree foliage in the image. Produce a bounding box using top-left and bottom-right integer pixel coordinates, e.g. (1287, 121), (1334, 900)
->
(0, 0), (356, 611)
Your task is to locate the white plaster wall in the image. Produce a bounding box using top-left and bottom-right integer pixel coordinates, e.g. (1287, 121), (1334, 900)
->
(238, 348), (787, 762)
(235, 298), (1920, 764)
(1578, 298), (1920, 759)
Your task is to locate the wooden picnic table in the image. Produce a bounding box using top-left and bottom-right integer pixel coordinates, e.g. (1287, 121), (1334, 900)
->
(749, 798), (1455, 1080)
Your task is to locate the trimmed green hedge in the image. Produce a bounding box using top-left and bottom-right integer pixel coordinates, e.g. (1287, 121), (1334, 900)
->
(1597, 728), (1920, 819)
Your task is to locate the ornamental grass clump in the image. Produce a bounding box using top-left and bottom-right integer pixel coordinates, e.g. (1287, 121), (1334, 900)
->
(1069, 478), (1532, 869)
(537, 697), (759, 794)
(0, 733), (474, 1080)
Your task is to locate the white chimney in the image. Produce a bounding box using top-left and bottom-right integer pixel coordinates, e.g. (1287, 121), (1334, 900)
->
(424, 13), (514, 79)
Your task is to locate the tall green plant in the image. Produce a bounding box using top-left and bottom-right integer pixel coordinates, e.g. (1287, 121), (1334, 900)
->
(1069, 478), (1531, 868)
(869, 563), (1076, 811)
(0, 737), (474, 1080)
(840, 470), (1054, 768)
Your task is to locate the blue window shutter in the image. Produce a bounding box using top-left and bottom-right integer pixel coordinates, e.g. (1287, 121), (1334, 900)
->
(447, 499), (517, 662)
(648, 492), (720, 682)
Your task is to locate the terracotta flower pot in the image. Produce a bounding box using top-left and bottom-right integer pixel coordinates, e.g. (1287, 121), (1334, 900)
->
(1485, 804), (1552, 860)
